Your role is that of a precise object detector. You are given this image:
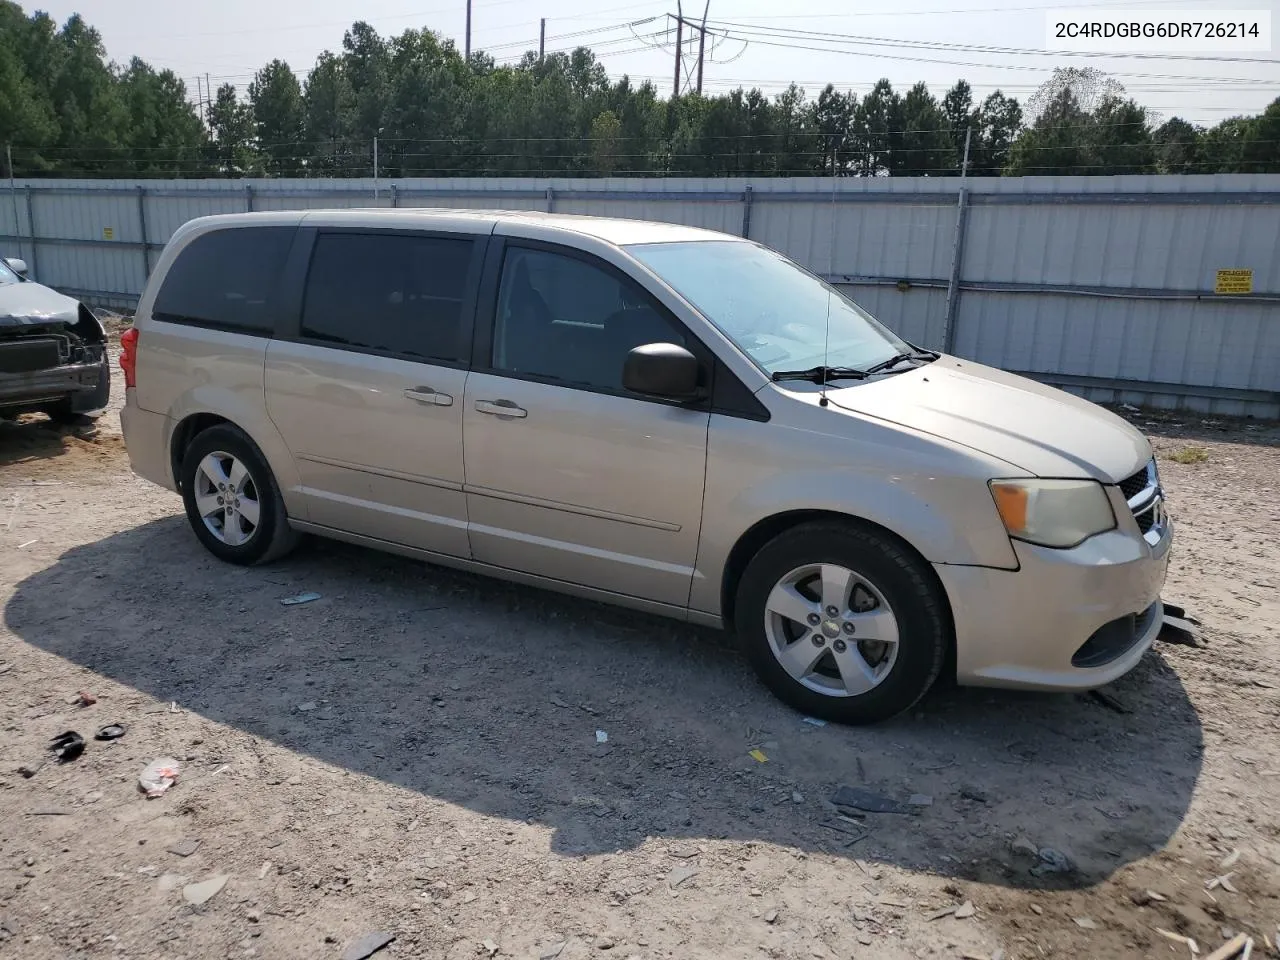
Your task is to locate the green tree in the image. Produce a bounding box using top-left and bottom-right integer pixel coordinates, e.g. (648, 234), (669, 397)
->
(303, 51), (354, 174)
(972, 91), (1021, 175)
(207, 83), (259, 175)
(1240, 97), (1280, 173)
(118, 58), (205, 176)
(589, 109), (622, 175)
(942, 79), (975, 166)
(1006, 88), (1091, 175)
(249, 60), (305, 176)
(1152, 117), (1201, 174)
(896, 82), (952, 175)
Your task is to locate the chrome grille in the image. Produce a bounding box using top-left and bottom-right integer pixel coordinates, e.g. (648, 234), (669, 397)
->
(1123, 458), (1165, 542)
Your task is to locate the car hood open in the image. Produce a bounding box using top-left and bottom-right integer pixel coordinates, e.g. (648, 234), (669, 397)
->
(0, 282), (81, 328)
(822, 357), (1151, 483)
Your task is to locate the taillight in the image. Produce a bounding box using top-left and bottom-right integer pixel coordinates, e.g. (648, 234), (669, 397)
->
(119, 326), (139, 388)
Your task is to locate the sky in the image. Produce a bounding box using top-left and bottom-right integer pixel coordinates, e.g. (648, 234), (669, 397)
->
(31, 0), (1280, 126)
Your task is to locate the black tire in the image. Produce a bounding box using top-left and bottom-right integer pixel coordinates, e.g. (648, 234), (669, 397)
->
(734, 520), (949, 725)
(179, 424), (299, 566)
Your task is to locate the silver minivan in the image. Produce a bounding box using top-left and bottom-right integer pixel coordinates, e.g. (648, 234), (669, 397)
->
(120, 210), (1172, 724)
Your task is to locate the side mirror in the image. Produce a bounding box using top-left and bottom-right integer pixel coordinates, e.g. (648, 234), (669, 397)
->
(3, 257), (29, 278)
(622, 342), (702, 401)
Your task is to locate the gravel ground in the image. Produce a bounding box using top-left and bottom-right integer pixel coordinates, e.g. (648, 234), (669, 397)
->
(1, 336), (1278, 960)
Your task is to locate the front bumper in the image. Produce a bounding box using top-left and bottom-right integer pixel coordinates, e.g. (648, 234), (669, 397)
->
(0, 355), (105, 410)
(936, 494), (1173, 691)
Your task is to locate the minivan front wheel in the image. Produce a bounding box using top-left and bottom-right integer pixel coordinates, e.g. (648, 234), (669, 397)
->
(179, 425), (299, 565)
(735, 521), (947, 725)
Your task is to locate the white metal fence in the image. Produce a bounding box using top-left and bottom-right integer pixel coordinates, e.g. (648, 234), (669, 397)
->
(4, 174), (1278, 417)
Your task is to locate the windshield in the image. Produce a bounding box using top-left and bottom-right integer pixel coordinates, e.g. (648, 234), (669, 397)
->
(0, 260), (17, 285)
(626, 240), (910, 376)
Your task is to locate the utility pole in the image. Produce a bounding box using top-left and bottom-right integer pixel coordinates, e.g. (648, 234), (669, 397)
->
(539, 18), (546, 61)
(373, 136), (379, 202)
(696, 0), (709, 95)
(672, 3), (683, 98)
(465, 0), (472, 60)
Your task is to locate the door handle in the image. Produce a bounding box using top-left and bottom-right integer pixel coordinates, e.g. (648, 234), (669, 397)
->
(475, 399), (527, 418)
(403, 387), (453, 407)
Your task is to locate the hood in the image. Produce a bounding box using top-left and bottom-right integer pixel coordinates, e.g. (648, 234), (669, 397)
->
(0, 281), (81, 328)
(821, 357), (1150, 483)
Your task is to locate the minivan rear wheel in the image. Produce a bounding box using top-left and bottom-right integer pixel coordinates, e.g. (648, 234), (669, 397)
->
(735, 521), (948, 725)
(179, 424), (299, 566)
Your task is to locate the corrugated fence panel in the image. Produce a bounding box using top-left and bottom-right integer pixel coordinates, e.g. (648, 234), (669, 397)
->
(5, 173), (1278, 416)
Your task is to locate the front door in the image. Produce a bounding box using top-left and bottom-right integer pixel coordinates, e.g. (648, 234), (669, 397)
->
(462, 242), (710, 608)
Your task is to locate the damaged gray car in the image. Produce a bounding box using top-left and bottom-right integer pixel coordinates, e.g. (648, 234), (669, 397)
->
(0, 256), (111, 422)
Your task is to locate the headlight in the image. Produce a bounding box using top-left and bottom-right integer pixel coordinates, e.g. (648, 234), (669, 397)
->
(989, 479), (1116, 548)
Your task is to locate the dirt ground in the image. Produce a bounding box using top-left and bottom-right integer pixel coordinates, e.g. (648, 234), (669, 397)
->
(1, 326), (1278, 960)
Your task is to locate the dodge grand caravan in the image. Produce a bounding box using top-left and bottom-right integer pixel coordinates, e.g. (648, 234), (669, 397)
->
(119, 210), (1172, 724)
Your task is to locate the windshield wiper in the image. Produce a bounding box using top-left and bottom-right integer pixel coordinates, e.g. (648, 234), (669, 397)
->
(864, 349), (940, 375)
(771, 365), (869, 384)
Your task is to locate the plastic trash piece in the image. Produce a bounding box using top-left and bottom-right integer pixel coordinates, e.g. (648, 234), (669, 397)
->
(95, 724), (126, 741)
(139, 757), (181, 797)
(749, 749), (768, 763)
(595, 730), (608, 743)
(801, 716), (827, 727)
(342, 932), (396, 960)
(831, 785), (917, 815)
(280, 592), (321, 606)
(48, 731), (85, 762)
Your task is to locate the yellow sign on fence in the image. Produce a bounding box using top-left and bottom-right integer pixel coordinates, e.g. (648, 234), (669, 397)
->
(1214, 268), (1253, 295)
(102, 226), (114, 240)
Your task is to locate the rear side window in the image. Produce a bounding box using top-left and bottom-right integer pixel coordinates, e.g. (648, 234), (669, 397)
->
(153, 227), (294, 334)
(300, 232), (474, 362)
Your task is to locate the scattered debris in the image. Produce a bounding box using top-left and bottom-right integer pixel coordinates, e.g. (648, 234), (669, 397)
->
(749, 749), (768, 763)
(831, 785), (916, 815)
(0, 663), (10, 675)
(1206, 874), (1238, 894)
(592, 936), (614, 951)
(280, 591), (322, 605)
(1204, 934), (1250, 960)
(48, 731), (85, 762)
(17, 539), (37, 549)
(1029, 904), (1044, 916)
(667, 866), (699, 889)
(94, 724), (125, 741)
(1160, 603), (1204, 647)
(927, 906), (957, 921)
(595, 730), (608, 744)
(17, 760), (44, 779)
(341, 931), (395, 960)
(82, 790), (102, 804)
(139, 757), (180, 797)
(791, 791), (804, 804)
(182, 874), (228, 906)
(257, 861), (273, 879)
(1131, 889), (1169, 906)
(157, 873), (188, 893)
(550, 698), (570, 709)
(959, 784), (988, 803)
(1089, 689), (1130, 714)
(1011, 837), (1039, 857)
(1155, 928), (1200, 954)
(1031, 848), (1073, 876)
(168, 839), (201, 858)
(1219, 850), (1243, 870)
(481, 940), (500, 957)
(297, 701), (317, 712)
(800, 716), (827, 727)
(25, 809), (71, 816)
(907, 794), (933, 807)
(954, 901), (975, 920)
(538, 943), (567, 960)
(69, 691), (97, 707)
(1073, 917), (1097, 930)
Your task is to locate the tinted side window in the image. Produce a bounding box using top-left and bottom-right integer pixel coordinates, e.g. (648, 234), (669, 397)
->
(154, 227), (294, 334)
(301, 233), (473, 362)
(493, 247), (687, 392)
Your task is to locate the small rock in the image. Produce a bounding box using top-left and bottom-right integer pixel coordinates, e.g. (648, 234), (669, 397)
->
(247, 911), (260, 923)
(257, 861), (273, 879)
(168, 839), (201, 858)
(792, 791), (804, 804)
(749, 888), (762, 897)
(959, 784), (989, 803)
(182, 875), (228, 906)
(1032, 848), (1072, 875)
(595, 937), (615, 951)
(481, 940), (499, 957)
(82, 790), (103, 804)
(342, 932), (395, 960)
(1073, 917), (1097, 930)
(764, 910), (779, 925)
(296, 702), (317, 712)
(668, 866), (699, 889)
(1030, 904), (1044, 916)
(1011, 836), (1038, 857)
(954, 901), (975, 919)
(538, 944), (567, 960)
(857, 934), (873, 946)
